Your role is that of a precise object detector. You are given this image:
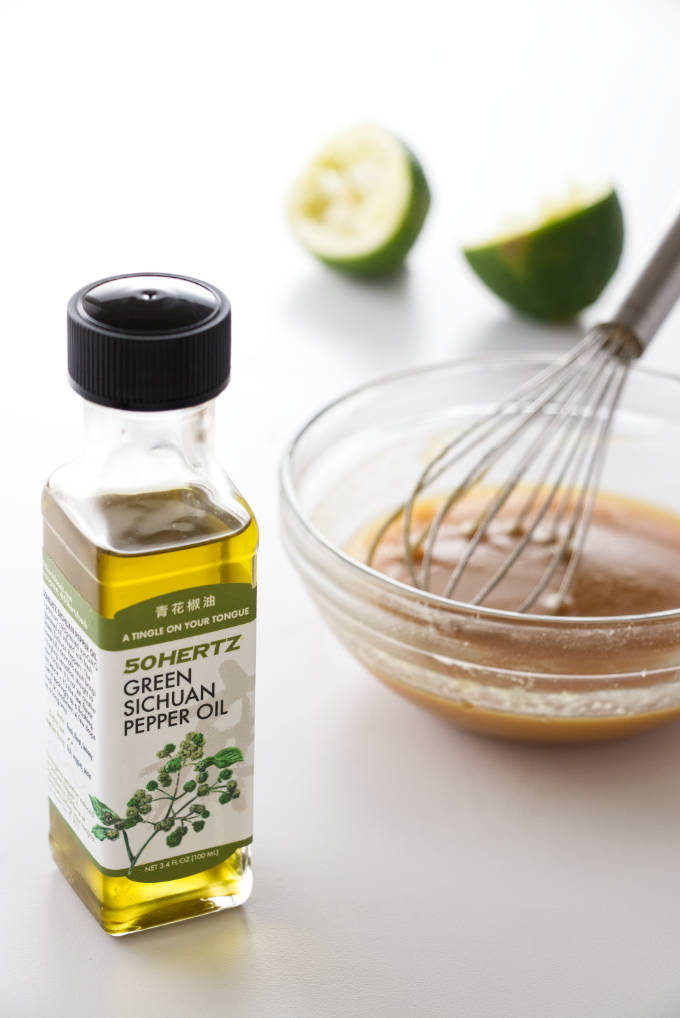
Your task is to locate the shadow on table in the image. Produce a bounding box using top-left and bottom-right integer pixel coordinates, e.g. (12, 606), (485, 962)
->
(452, 310), (583, 359)
(40, 871), (259, 1014)
(115, 896), (252, 965)
(286, 266), (588, 375)
(420, 695), (680, 842)
(331, 664), (680, 848)
(285, 267), (422, 362)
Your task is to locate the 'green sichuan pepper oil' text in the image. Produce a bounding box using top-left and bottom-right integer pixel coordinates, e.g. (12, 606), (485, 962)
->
(42, 274), (257, 934)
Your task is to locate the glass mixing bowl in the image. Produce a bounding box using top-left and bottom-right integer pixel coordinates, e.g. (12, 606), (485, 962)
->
(280, 354), (680, 742)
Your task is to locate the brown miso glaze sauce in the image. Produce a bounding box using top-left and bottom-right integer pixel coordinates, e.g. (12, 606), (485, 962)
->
(349, 490), (680, 741)
(364, 490), (680, 617)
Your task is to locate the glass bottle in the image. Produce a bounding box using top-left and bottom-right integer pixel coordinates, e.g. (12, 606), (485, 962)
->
(42, 274), (257, 934)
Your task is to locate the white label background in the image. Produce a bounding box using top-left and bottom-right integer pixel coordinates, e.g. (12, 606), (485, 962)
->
(45, 585), (255, 875)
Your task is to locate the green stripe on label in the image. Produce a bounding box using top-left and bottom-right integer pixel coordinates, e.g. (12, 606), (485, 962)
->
(125, 836), (253, 883)
(43, 552), (256, 651)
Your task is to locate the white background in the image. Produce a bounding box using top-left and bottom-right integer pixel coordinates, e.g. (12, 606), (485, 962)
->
(3, 1), (680, 1015)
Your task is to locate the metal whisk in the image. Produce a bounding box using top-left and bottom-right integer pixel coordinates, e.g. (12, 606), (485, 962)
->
(367, 207), (680, 613)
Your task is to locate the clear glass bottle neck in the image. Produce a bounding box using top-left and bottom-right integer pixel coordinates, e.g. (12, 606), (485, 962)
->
(81, 399), (219, 489)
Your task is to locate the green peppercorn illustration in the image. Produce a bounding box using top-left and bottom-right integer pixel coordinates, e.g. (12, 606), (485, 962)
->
(89, 738), (245, 876)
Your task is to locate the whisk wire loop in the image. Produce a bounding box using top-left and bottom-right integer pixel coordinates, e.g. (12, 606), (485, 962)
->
(367, 326), (643, 614)
(526, 349), (634, 612)
(420, 335), (612, 592)
(469, 342), (630, 606)
(438, 340), (623, 600)
(365, 330), (606, 580)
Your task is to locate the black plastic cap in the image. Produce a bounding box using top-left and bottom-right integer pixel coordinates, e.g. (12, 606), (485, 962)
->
(67, 273), (231, 411)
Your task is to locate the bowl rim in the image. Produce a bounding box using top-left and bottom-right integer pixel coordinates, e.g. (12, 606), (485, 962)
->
(280, 351), (680, 629)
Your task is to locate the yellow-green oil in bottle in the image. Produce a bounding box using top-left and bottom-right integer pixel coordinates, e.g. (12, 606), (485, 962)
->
(44, 490), (257, 934)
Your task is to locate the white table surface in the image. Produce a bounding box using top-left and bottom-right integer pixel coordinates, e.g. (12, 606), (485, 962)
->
(4, 1), (680, 1015)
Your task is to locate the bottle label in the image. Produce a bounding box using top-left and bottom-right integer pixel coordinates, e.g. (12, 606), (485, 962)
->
(43, 553), (255, 883)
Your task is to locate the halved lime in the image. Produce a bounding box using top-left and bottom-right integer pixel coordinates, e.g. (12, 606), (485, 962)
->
(288, 125), (431, 276)
(463, 188), (624, 320)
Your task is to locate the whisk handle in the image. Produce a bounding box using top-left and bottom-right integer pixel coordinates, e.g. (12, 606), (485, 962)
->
(611, 206), (680, 351)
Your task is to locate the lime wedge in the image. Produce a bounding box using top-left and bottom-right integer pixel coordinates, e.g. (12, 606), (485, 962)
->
(463, 188), (624, 320)
(288, 125), (431, 276)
